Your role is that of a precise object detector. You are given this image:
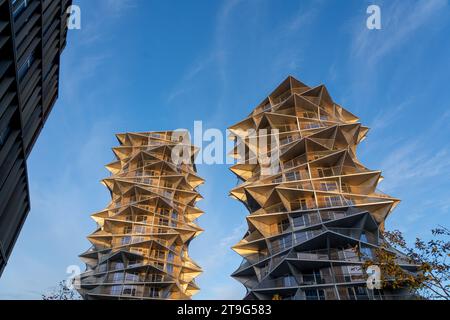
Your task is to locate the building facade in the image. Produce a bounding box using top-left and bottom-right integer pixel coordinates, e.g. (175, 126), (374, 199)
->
(78, 131), (204, 300)
(0, 0), (71, 276)
(229, 76), (416, 300)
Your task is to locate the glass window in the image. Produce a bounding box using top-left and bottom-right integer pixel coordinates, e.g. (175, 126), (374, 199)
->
(148, 287), (160, 297)
(122, 285), (137, 296)
(121, 236), (131, 245)
(110, 285), (122, 295)
(112, 272), (124, 283)
(12, 0), (28, 20)
(18, 50), (35, 81)
(360, 232), (368, 243)
(305, 289), (319, 300)
(360, 246), (373, 258)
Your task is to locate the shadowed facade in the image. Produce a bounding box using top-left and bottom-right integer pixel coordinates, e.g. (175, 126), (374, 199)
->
(0, 0), (71, 276)
(229, 76), (416, 300)
(78, 131), (204, 300)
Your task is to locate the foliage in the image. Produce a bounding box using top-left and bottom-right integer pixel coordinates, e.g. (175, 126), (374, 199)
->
(42, 280), (82, 300)
(359, 226), (449, 300)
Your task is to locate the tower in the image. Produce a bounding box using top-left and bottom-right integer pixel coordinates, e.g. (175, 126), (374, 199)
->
(78, 131), (204, 300)
(229, 76), (415, 300)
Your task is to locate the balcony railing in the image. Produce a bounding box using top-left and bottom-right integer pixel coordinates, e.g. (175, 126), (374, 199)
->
(256, 271), (367, 290)
(282, 155), (308, 170)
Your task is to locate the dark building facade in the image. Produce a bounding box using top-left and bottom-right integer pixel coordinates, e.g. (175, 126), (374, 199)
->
(0, 0), (71, 276)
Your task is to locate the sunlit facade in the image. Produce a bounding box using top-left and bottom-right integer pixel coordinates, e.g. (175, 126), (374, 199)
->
(229, 76), (416, 300)
(78, 131), (204, 300)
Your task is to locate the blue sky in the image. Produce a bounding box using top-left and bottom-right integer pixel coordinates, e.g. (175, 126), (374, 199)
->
(1, 0), (450, 299)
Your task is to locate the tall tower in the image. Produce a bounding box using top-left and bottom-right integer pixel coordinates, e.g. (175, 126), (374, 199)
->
(0, 0), (72, 276)
(78, 131), (204, 300)
(229, 76), (415, 300)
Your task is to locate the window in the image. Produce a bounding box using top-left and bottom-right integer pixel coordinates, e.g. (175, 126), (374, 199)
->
(113, 262), (124, 270)
(134, 225), (146, 234)
(148, 287), (160, 298)
(302, 111), (316, 119)
(110, 285), (122, 295)
(283, 275), (296, 287)
(280, 135), (293, 145)
(154, 250), (165, 259)
(167, 252), (174, 262)
(112, 272), (124, 283)
(360, 231), (368, 243)
(135, 170), (143, 177)
(159, 218), (169, 226)
(317, 168), (333, 178)
(305, 289), (326, 301)
(293, 214), (310, 228)
(277, 219), (290, 233)
(136, 216), (147, 223)
(347, 287), (368, 300)
(128, 259), (140, 267)
(122, 285), (137, 296)
(125, 272), (139, 282)
(149, 274), (163, 282)
(131, 236), (145, 243)
(12, 0), (28, 20)
(291, 198), (308, 211)
(123, 226), (132, 234)
(272, 176), (283, 183)
(166, 264), (174, 274)
(18, 50), (35, 81)
(360, 246), (373, 258)
(272, 234), (292, 251)
(325, 196), (342, 207)
(285, 170), (302, 181)
(121, 236), (131, 245)
(158, 208), (170, 216)
(320, 182), (337, 191)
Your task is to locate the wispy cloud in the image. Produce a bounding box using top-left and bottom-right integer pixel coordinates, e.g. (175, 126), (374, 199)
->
(166, 54), (217, 103)
(167, 0), (242, 105)
(378, 111), (450, 192)
(104, 0), (138, 17)
(369, 98), (412, 131)
(198, 223), (246, 272)
(352, 0), (448, 67)
(284, 0), (323, 32)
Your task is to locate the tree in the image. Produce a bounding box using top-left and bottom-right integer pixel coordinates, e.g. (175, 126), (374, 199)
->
(42, 280), (82, 300)
(359, 226), (449, 300)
